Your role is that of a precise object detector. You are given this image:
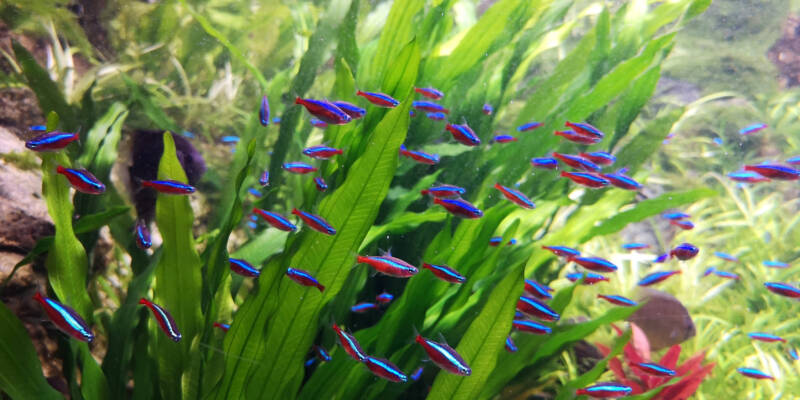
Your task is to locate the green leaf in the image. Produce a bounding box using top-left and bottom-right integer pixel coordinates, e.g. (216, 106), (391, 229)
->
(614, 107), (684, 170)
(121, 74), (180, 132)
(609, 66), (661, 150)
(11, 41), (77, 131)
(41, 151), (93, 318)
(76, 343), (110, 400)
(152, 132), (203, 400)
(361, 0), (424, 88)
(0, 301), (62, 399)
(583, 188), (717, 240)
(336, 0), (360, 74)
(363, 211), (448, 250)
(212, 41), (420, 400)
(427, 263), (523, 399)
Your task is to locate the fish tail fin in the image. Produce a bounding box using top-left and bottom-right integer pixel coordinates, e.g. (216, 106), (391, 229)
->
(317, 283), (325, 293)
(294, 96), (303, 105)
(138, 298), (148, 306)
(56, 165), (66, 174)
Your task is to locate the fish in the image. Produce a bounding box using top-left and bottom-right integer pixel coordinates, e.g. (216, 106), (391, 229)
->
(445, 123), (481, 146)
(139, 298), (182, 342)
(29, 125), (47, 131)
(295, 97), (352, 124)
(670, 219), (695, 230)
(712, 137), (724, 146)
(426, 112), (447, 121)
(622, 243), (650, 250)
(702, 267), (716, 277)
(282, 162), (318, 174)
(273, 117), (281, 124)
(411, 366), (424, 381)
(332, 101), (367, 119)
(628, 289), (695, 351)
(332, 323), (367, 362)
(309, 118), (328, 129)
(542, 245), (580, 257)
(787, 156), (800, 165)
(575, 382), (632, 398)
(653, 253), (669, 263)
(252, 208), (297, 231)
(552, 152), (601, 171)
(763, 260), (789, 268)
(399, 144), (440, 165)
(421, 184), (466, 198)
(492, 134), (517, 143)
(292, 208), (336, 235)
(505, 336), (518, 352)
(513, 319), (552, 334)
(736, 367), (774, 380)
(25, 131), (79, 151)
(597, 294), (638, 307)
(229, 258), (260, 278)
(579, 151), (616, 166)
(748, 332), (785, 343)
(568, 256), (618, 273)
(566, 272), (609, 285)
(560, 171), (610, 188)
(637, 270), (681, 286)
(412, 101), (449, 114)
(286, 268), (325, 292)
(530, 157), (559, 169)
(259, 170), (270, 186)
(259, 95), (270, 126)
(356, 90), (399, 108)
(517, 122), (543, 132)
(743, 164), (800, 180)
(727, 171), (770, 183)
(357, 255), (418, 278)
(494, 183), (535, 209)
(489, 237), (517, 246)
(314, 177), (328, 192)
(33, 292), (94, 342)
(739, 123), (767, 135)
(764, 282), (800, 298)
(670, 242), (699, 260)
(363, 356), (407, 382)
(482, 104), (493, 115)
(789, 348), (799, 362)
(414, 87), (444, 100)
(134, 220), (152, 250)
(246, 221), (257, 229)
(564, 121), (605, 140)
(603, 173), (642, 190)
(314, 345), (332, 362)
(55, 165), (105, 194)
(351, 302), (379, 313)
(553, 129), (601, 145)
(415, 333), (471, 375)
(305, 358), (317, 367)
(422, 263), (466, 284)
(141, 179), (196, 195)
(221, 135), (240, 143)
(632, 362), (677, 377)
(213, 322), (230, 332)
(714, 251), (738, 262)
(433, 197), (483, 218)
(248, 188), (262, 198)
(524, 279), (553, 300)
(713, 270), (740, 280)
(517, 296), (560, 321)
(662, 212), (690, 220)
(376, 292), (394, 304)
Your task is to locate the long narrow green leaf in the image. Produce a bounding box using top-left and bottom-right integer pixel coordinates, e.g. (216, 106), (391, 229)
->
(0, 301), (62, 399)
(583, 188), (717, 239)
(427, 264), (523, 399)
(361, 0), (424, 88)
(41, 151), (93, 318)
(152, 133), (203, 400)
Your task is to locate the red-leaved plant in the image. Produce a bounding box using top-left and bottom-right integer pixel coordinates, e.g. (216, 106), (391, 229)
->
(595, 324), (715, 399)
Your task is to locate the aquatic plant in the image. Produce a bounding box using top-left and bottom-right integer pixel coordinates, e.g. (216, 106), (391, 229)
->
(0, 0), (713, 399)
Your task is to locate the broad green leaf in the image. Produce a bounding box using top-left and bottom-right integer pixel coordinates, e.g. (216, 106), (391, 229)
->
(76, 343), (110, 400)
(583, 188), (717, 240)
(614, 107), (684, 170)
(361, 0), (424, 88)
(41, 151), (93, 318)
(609, 66), (661, 150)
(213, 41), (420, 400)
(0, 301), (62, 400)
(152, 132), (203, 400)
(427, 262), (523, 399)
